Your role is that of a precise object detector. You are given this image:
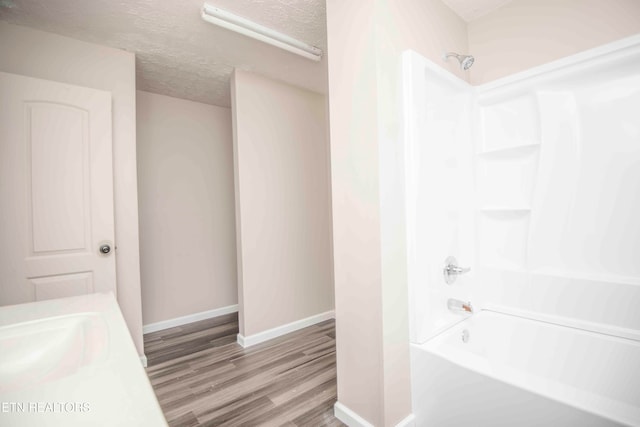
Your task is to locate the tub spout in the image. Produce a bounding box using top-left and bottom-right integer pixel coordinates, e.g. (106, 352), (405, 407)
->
(448, 298), (473, 314)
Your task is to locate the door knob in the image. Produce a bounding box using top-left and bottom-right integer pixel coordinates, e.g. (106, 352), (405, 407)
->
(99, 244), (111, 255)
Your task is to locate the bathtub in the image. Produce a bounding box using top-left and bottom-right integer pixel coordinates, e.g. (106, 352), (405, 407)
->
(410, 310), (640, 427)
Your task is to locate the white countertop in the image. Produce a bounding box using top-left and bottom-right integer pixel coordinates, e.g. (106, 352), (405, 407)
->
(0, 293), (168, 426)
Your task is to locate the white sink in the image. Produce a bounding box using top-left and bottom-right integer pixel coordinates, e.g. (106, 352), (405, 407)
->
(0, 313), (108, 393)
(0, 293), (167, 426)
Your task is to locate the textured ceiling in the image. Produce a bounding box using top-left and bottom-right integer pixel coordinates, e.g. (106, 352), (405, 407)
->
(0, 0), (327, 107)
(441, 0), (514, 21)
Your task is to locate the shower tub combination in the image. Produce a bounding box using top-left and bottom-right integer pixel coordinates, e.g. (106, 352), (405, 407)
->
(403, 36), (640, 427)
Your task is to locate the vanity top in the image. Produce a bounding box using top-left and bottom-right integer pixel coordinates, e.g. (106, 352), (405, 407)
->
(0, 293), (168, 426)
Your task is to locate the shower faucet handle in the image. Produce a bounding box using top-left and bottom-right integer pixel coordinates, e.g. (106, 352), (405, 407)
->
(444, 256), (470, 285)
(447, 265), (471, 274)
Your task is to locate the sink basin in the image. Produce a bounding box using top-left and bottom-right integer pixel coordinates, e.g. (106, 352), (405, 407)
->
(0, 313), (109, 393)
(0, 293), (168, 426)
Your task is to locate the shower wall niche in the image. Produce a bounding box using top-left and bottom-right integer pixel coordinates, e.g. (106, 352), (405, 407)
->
(404, 36), (640, 344)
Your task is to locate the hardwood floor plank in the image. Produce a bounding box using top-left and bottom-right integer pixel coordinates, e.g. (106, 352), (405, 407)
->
(147, 333), (238, 365)
(152, 359), (233, 390)
(196, 394), (274, 426)
(168, 410), (200, 427)
(163, 354), (317, 419)
(145, 314), (238, 341)
(292, 399), (339, 427)
(268, 365), (337, 406)
(148, 322), (238, 350)
(144, 315), (345, 426)
(240, 378), (338, 426)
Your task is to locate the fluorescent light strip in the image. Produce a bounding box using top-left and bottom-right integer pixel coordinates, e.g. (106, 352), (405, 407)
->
(201, 3), (323, 61)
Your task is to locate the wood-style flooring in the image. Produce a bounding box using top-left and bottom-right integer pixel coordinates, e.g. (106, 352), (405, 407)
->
(144, 313), (345, 427)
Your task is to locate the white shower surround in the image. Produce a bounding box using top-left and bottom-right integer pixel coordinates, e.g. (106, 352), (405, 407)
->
(403, 34), (640, 426)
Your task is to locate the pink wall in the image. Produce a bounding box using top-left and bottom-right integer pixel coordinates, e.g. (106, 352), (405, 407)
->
(383, 0), (470, 81)
(136, 91), (237, 325)
(0, 22), (145, 355)
(326, 1), (384, 423)
(468, 0), (640, 84)
(326, 0), (469, 425)
(231, 70), (334, 337)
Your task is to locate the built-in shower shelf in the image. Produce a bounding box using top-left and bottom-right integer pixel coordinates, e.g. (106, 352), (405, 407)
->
(478, 141), (540, 157)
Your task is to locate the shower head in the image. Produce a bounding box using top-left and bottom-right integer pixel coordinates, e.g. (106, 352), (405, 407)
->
(443, 52), (475, 70)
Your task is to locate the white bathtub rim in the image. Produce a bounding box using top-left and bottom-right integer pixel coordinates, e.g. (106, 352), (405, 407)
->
(411, 313), (471, 346)
(412, 312), (640, 427)
(483, 304), (640, 343)
(412, 307), (640, 347)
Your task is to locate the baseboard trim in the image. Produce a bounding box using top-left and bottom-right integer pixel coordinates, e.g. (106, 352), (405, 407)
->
(143, 304), (239, 334)
(395, 413), (416, 427)
(334, 402), (374, 427)
(236, 334), (246, 347)
(140, 354), (148, 368)
(237, 310), (335, 348)
(334, 402), (415, 427)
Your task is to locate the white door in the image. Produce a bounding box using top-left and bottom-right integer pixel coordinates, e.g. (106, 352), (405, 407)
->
(0, 72), (116, 304)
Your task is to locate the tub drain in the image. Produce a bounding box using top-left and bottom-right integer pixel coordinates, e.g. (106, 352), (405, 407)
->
(461, 329), (469, 343)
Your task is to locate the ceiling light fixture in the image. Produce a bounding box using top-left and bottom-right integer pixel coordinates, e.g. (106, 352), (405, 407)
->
(201, 3), (323, 61)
